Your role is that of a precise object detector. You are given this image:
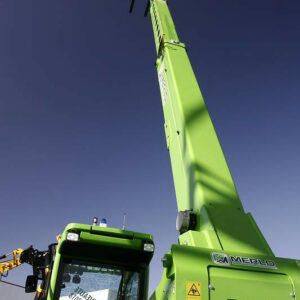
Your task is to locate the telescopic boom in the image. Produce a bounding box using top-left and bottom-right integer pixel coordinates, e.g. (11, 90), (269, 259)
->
(133, 0), (300, 299)
(148, 0), (271, 255)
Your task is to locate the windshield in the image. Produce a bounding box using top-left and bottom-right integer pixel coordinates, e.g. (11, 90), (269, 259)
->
(56, 260), (142, 300)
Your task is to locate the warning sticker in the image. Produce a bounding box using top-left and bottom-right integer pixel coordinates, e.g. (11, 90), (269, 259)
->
(186, 282), (202, 300)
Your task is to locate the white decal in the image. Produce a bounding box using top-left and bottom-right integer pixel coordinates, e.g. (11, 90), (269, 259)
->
(158, 63), (168, 105)
(211, 252), (277, 269)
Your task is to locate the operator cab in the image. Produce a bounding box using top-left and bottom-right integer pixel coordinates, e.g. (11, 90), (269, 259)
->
(51, 223), (154, 300)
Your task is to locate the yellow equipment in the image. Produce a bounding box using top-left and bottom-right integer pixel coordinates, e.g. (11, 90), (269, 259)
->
(0, 248), (24, 276)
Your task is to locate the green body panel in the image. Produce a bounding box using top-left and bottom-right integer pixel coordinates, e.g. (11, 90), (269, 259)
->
(46, 223), (154, 300)
(150, 245), (300, 300)
(147, 0), (300, 299)
(151, 0), (270, 255)
(209, 268), (292, 299)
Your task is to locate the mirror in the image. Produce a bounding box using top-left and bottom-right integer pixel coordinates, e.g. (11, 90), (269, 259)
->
(25, 275), (38, 293)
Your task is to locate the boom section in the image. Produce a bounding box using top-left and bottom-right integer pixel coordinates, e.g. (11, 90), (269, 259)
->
(149, 0), (272, 255)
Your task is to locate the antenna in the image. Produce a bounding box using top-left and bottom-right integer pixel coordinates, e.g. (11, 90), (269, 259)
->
(122, 213), (127, 230)
(144, 1), (150, 17)
(129, 0), (136, 13)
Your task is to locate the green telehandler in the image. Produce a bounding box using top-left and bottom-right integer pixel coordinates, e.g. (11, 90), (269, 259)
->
(1, 1), (299, 300)
(130, 0), (300, 299)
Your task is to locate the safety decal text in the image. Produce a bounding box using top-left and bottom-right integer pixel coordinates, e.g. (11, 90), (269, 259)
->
(69, 287), (96, 300)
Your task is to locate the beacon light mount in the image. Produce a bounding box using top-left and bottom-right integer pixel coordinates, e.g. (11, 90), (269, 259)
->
(176, 210), (197, 234)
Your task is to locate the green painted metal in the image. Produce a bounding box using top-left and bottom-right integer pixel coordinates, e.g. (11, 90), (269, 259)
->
(147, 0), (300, 299)
(46, 223), (154, 300)
(151, 245), (300, 299)
(150, 0), (271, 255)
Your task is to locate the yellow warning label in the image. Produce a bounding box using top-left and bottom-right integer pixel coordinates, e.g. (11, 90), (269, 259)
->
(186, 281), (202, 300)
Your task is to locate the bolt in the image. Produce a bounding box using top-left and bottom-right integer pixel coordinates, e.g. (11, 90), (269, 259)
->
(208, 285), (215, 290)
(290, 292), (295, 298)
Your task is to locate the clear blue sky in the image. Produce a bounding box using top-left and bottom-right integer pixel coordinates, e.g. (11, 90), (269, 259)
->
(0, 0), (299, 294)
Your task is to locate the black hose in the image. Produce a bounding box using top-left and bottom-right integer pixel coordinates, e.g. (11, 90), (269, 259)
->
(144, 1), (150, 17)
(129, 0), (135, 13)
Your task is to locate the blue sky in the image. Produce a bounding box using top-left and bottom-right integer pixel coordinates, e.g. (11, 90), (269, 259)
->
(0, 0), (299, 294)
